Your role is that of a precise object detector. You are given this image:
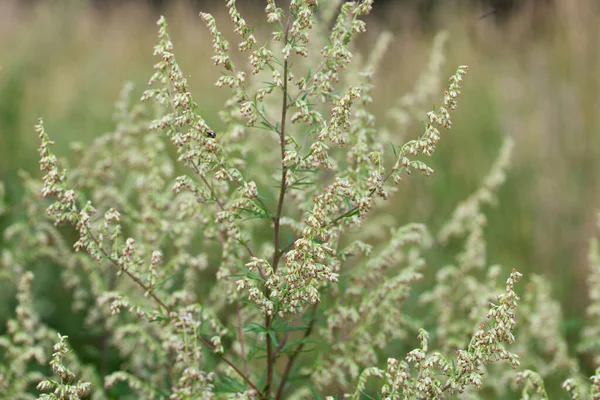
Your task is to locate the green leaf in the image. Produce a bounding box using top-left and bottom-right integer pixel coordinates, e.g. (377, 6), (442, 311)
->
(253, 199), (274, 219)
(154, 271), (178, 290)
(238, 207), (269, 221)
(273, 339), (314, 357)
(246, 342), (261, 362)
(253, 124), (275, 132)
(345, 208), (360, 219)
(268, 330), (279, 348)
(305, 67), (312, 82)
(214, 375), (246, 393)
(359, 391), (378, 400)
(288, 178), (314, 188)
(306, 383), (325, 400)
(243, 322), (269, 333)
(271, 321), (310, 332)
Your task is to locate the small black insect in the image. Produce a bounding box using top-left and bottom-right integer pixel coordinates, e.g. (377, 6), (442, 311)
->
(206, 129), (216, 138)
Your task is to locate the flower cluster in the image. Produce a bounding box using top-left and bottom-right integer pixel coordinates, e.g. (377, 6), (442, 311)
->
(348, 270), (523, 399)
(391, 65), (469, 183)
(36, 334), (92, 400)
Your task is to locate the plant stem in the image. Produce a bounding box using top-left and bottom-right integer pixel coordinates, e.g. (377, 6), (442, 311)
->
(86, 227), (262, 396)
(86, 228), (172, 314)
(272, 34), (291, 274)
(275, 304), (318, 399)
(329, 168), (399, 226)
(265, 313), (274, 398)
(237, 304), (250, 376)
(266, 16), (292, 399)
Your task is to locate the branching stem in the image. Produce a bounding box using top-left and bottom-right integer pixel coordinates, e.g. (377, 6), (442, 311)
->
(275, 305), (318, 400)
(266, 15), (292, 399)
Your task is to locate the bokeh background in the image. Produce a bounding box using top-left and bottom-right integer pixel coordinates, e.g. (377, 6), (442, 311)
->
(1, 0), (599, 396)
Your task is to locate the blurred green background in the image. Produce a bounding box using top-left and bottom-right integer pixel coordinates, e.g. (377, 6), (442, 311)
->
(1, 0), (599, 394)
